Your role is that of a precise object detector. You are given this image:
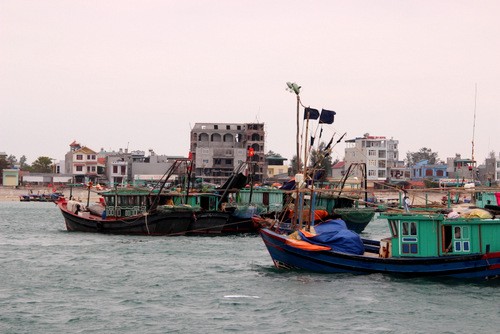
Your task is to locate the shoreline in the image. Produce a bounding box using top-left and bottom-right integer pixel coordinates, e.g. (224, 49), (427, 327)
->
(0, 186), (101, 202)
(0, 185), (459, 206)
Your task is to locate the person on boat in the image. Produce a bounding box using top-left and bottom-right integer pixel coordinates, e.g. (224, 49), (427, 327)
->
(403, 192), (410, 212)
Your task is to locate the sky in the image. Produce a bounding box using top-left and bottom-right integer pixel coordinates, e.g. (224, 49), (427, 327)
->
(1, 0), (499, 165)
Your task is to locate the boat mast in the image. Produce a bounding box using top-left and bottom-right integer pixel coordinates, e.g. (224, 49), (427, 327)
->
(471, 83), (477, 181)
(287, 82), (302, 229)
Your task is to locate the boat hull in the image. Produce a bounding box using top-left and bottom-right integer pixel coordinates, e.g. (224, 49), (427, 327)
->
(59, 203), (192, 236)
(259, 228), (500, 279)
(334, 208), (376, 233)
(187, 211), (231, 234)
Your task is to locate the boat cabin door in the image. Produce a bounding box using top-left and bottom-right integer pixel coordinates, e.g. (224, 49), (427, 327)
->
(399, 220), (419, 255)
(444, 225), (471, 253)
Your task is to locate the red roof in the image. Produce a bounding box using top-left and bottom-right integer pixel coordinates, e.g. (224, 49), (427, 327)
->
(332, 161), (346, 169)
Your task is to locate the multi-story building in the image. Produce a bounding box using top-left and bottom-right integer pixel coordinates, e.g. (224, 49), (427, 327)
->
(190, 122), (266, 185)
(344, 134), (399, 185)
(64, 141), (99, 183)
(445, 155), (477, 183)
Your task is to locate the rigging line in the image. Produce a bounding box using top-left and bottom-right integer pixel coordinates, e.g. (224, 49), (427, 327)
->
(471, 83), (477, 163)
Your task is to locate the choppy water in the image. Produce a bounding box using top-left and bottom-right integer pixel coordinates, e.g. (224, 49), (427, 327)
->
(1, 202), (499, 333)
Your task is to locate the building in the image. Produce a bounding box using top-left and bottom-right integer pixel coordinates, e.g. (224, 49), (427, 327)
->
(190, 122), (266, 185)
(445, 155), (477, 184)
(344, 134), (399, 185)
(265, 155), (288, 182)
(129, 150), (185, 187)
(64, 141), (100, 183)
(2, 169), (19, 187)
(100, 148), (185, 187)
(410, 160), (448, 181)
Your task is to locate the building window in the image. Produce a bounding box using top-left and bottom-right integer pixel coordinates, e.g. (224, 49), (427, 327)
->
(378, 170), (386, 178)
(214, 125), (218, 129)
(76, 166), (83, 172)
(369, 160), (376, 167)
(368, 170), (376, 176)
(113, 166), (118, 173)
(76, 155), (83, 160)
(226, 125), (230, 130)
(378, 160), (386, 168)
(369, 150), (376, 156)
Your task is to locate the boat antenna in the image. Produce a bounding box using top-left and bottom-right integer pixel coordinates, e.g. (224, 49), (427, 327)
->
(471, 83), (477, 182)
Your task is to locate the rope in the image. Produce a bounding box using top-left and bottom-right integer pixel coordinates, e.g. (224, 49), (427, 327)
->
(144, 212), (150, 235)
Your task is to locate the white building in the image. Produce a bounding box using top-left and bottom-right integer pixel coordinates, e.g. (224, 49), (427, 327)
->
(344, 134), (399, 183)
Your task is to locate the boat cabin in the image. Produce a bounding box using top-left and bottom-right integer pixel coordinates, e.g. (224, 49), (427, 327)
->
(379, 214), (500, 258)
(236, 188), (284, 212)
(474, 190), (499, 209)
(100, 189), (160, 217)
(170, 192), (221, 211)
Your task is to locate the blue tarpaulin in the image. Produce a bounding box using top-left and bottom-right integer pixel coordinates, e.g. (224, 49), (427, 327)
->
(298, 219), (364, 255)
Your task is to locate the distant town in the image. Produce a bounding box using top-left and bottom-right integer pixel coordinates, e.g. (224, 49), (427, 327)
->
(1, 122), (499, 188)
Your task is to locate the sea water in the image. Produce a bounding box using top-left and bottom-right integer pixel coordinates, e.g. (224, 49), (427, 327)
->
(0, 202), (499, 333)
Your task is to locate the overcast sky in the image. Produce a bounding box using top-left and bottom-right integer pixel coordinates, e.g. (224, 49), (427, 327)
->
(1, 0), (499, 165)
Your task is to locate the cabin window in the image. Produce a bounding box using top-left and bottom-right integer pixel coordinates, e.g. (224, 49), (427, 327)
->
(402, 222), (417, 236)
(389, 220), (398, 237)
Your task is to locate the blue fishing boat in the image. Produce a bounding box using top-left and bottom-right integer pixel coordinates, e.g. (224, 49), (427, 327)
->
(259, 212), (500, 279)
(259, 83), (500, 279)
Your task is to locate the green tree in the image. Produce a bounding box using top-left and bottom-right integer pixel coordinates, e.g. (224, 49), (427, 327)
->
(0, 156), (8, 170)
(31, 156), (53, 173)
(290, 155), (303, 175)
(19, 155), (28, 170)
(265, 150), (282, 157)
(308, 142), (333, 182)
(7, 155), (17, 167)
(406, 147), (439, 166)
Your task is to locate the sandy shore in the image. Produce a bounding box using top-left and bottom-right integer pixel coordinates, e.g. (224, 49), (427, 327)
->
(0, 186), (101, 202)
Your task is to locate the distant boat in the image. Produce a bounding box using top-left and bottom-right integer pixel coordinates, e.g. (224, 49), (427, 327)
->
(20, 192), (63, 202)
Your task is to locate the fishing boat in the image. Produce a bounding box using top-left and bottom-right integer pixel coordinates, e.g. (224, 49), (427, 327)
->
(20, 192), (63, 202)
(260, 210), (500, 279)
(259, 83), (500, 279)
(473, 188), (500, 214)
(170, 191), (232, 234)
(56, 159), (194, 235)
(57, 188), (194, 235)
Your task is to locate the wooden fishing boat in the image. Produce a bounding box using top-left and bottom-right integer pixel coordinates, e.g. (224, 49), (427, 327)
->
(57, 158), (195, 235)
(57, 188), (193, 235)
(259, 83), (499, 279)
(259, 211), (500, 279)
(172, 192), (232, 235)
